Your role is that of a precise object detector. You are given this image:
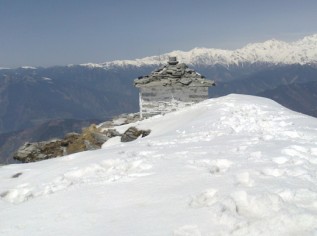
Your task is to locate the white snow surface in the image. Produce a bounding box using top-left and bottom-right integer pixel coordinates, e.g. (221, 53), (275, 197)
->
(80, 34), (317, 69)
(1, 94), (317, 236)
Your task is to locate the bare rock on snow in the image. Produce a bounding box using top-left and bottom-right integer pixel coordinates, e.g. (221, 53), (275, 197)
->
(13, 139), (65, 163)
(13, 124), (115, 163)
(13, 113), (143, 163)
(121, 127), (151, 142)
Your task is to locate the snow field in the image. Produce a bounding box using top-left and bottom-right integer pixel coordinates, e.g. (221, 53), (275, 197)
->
(1, 94), (317, 235)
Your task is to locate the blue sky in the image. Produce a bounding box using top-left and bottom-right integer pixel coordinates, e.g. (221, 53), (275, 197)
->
(1, 0), (317, 67)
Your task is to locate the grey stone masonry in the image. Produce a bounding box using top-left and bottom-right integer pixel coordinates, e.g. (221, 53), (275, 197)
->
(134, 57), (215, 118)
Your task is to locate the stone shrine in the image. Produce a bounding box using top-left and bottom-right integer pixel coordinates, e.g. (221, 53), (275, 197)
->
(134, 57), (215, 118)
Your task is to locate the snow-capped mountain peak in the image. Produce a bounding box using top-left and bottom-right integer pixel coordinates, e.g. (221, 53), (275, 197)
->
(298, 34), (317, 44)
(80, 34), (317, 69)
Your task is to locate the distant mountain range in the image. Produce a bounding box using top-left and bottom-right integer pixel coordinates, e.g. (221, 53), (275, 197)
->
(79, 34), (317, 69)
(1, 34), (317, 164)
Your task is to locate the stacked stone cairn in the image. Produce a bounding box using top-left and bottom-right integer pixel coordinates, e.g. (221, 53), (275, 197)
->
(134, 57), (215, 87)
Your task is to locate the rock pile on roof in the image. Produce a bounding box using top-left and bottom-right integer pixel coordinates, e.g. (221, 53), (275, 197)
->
(134, 57), (215, 87)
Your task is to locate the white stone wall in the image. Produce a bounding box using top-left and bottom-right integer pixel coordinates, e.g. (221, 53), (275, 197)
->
(140, 86), (208, 118)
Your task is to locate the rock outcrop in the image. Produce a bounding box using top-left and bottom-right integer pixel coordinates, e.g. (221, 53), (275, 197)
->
(13, 140), (65, 163)
(13, 124), (106, 163)
(13, 113), (151, 163)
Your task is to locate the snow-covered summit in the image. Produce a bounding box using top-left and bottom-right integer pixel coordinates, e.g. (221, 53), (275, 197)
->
(81, 34), (317, 69)
(1, 94), (317, 235)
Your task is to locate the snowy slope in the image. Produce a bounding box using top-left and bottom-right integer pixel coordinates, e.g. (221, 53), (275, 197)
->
(81, 34), (317, 68)
(1, 94), (317, 235)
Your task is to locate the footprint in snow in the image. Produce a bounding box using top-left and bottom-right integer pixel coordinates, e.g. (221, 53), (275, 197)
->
(247, 151), (263, 161)
(1, 159), (152, 204)
(260, 166), (311, 181)
(260, 168), (285, 177)
(276, 188), (317, 209)
(282, 145), (311, 159)
(281, 145), (317, 165)
(187, 159), (233, 175)
(272, 156), (289, 165)
(310, 148), (317, 156)
(235, 172), (255, 187)
(189, 188), (218, 208)
(230, 190), (284, 218)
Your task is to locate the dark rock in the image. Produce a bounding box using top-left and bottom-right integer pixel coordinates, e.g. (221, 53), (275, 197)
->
(103, 129), (121, 138)
(121, 127), (141, 142)
(91, 131), (109, 145)
(141, 129), (151, 138)
(121, 127), (151, 142)
(12, 172), (23, 178)
(13, 139), (64, 163)
(0, 191), (9, 198)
